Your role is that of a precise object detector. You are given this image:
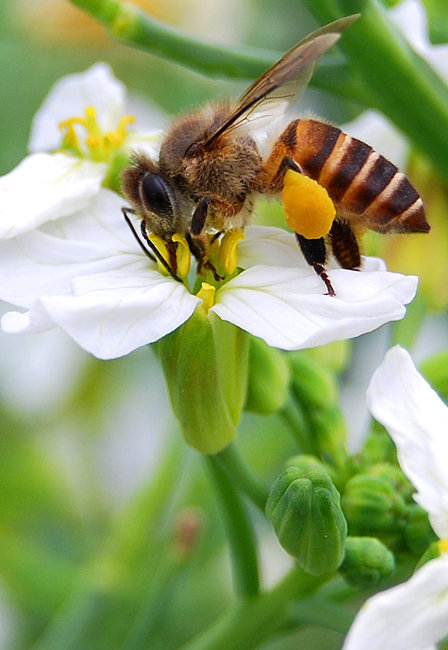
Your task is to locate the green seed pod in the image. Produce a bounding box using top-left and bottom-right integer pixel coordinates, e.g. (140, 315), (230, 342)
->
(340, 536), (395, 589)
(245, 337), (290, 415)
(342, 474), (407, 537)
(266, 464), (347, 575)
(156, 310), (249, 454)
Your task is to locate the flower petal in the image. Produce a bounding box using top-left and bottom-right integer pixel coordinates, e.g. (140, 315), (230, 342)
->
(0, 153), (106, 238)
(32, 270), (199, 359)
(367, 345), (448, 538)
(0, 188), (199, 358)
(29, 63), (126, 152)
(238, 226), (306, 269)
(343, 556), (448, 650)
(212, 264), (417, 350)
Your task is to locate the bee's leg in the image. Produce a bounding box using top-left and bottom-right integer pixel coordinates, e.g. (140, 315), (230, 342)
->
(189, 197), (224, 281)
(121, 207), (182, 282)
(328, 220), (361, 270)
(187, 234), (223, 282)
(295, 233), (336, 296)
(191, 196), (211, 236)
(269, 156), (303, 190)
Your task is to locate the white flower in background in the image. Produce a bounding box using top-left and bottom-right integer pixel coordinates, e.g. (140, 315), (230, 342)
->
(0, 188), (417, 359)
(0, 63), (160, 239)
(344, 346), (448, 650)
(344, 0), (448, 165)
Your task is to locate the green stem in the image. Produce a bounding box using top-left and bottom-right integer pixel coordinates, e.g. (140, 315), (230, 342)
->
(179, 565), (327, 650)
(68, 0), (373, 106)
(69, 0), (274, 77)
(289, 596), (355, 634)
(303, 0), (448, 184)
(204, 455), (259, 598)
(214, 444), (269, 512)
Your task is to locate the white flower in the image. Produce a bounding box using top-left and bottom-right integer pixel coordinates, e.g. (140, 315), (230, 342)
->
(0, 63), (160, 239)
(344, 346), (448, 650)
(0, 189), (417, 360)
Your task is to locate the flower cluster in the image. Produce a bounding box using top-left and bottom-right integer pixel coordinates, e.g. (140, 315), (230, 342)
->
(345, 346), (448, 650)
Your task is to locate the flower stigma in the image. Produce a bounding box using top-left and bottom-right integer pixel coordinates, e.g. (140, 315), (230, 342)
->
(59, 106), (135, 162)
(196, 282), (216, 313)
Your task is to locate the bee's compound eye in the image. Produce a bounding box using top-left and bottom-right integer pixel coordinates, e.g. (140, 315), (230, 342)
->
(140, 173), (174, 219)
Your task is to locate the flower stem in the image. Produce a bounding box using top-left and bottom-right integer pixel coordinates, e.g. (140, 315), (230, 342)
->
(179, 565), (327, 650)
(67, 0), (370, 105)
(214, 444), (269, 512)
(204, 455), (259, 598)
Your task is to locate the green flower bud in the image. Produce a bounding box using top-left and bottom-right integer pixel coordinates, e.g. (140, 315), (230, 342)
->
(245, 337), (290, 415)
(308, 340), (350, 374)
(420, 350), (448, 403)
(308, 404), (348, 470)
(156, 310), (249, 454)
(405, 505), (438, 556)
(289, 351), (338, 410)
(266, 464), (347, 575)
(340, 536), (395, 589)
(342, 474), (407, 537)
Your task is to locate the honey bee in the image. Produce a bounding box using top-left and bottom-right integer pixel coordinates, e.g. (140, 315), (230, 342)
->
(121, 15), (429, 295)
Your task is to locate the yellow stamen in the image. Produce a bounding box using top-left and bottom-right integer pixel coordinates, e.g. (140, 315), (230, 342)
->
(196, 282), (216, 313)
(219, 228), (245, 275)
(282, 169), (336, 239)
(117, 115), (135, 138)
(59, 121), (81, 154)
(147, 233), (170, 274)
(438, 539), (448, 554)
(57, 106), (135, 162)
(172, 233), (191, 278)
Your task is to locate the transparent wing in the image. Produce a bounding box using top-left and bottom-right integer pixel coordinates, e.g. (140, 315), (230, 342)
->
(205, 15), (359, 145)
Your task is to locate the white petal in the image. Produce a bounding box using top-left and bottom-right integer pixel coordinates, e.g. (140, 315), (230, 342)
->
(29, 63), (126, 152)
(212, 264), (417, 350)
(238, 226), (306, 268)
(367, 346), (448, 538)
(343, 556), (448, 650)
(0, 153), (106, 238)
(0, 188), (199, 359)
(36, 271), (199, 359)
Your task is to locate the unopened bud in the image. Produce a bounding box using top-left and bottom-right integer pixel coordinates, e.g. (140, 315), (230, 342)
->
(340, 536), (395, 589)
(266, 464), (347, 575)
(405, 505), (437, 556)
(342, 474), (407, 537)
(156, 310), (249, 454)
(245, 337), (289, 415)
(289, 351), (338, 410)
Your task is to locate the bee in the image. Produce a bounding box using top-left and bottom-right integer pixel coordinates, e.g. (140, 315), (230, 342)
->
(121, 15), (429, 295)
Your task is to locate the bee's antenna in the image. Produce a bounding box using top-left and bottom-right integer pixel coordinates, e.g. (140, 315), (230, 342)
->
(121, 207), (182, 283)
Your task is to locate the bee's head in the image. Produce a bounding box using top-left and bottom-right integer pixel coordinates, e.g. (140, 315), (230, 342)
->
(121, 153), (183, 236)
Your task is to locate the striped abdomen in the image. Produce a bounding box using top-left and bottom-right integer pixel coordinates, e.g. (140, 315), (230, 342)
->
(273, 118), (429, 234)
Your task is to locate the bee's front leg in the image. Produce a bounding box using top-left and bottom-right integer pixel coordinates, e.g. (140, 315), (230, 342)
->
(191, 196), (211, 236)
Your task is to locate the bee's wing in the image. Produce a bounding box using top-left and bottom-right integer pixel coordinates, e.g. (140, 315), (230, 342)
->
(205, 15), (359, 145)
